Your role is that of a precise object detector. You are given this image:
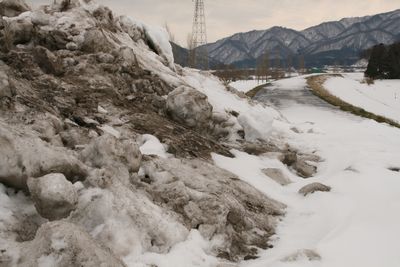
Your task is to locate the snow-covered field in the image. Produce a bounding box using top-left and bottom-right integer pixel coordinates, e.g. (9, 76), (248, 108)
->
(229, 80), (264, 93)
(214, 75), (400, 267)
(324, 73), (400, 123)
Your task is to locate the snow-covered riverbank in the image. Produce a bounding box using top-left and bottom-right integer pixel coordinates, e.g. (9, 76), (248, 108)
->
(229, 75), (400, 267)
(324, 73), (400, 123)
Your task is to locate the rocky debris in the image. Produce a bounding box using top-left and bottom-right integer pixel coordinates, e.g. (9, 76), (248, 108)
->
(166, 85), (213, 128)
(70, 172), (189, 259)
(80, 134), (142, 173)
(96, 52), (115, 64)
(18, 221), (127, 267)
(242, 142), (282, 156)
(33, 46), (64, 76)
(0, 0), (30, 17)
(81, 28), (114, 53)
(0, 1), (291, 265)
(283, 151), (320, 178)
(27, 173), (78, 220)
(281, 249), (321, 262)
(5, 17), (33, 45)
(0, 124), (87, 190)
(116, 15), (144, 42)
(59, 127), (92, 149)
(262, 168), (292, 186)
(31, 112), (64, 143)
(389, 167), (400, 172)
(299, 182), (331, 196)
(295, 157), (318, 178)
(217, 264), (239, 267)
(140, 156), (285, 261)
(0, 67), (12, 100)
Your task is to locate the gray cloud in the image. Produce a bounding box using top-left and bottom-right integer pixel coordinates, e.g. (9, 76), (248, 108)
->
(27, 0), (400, 46)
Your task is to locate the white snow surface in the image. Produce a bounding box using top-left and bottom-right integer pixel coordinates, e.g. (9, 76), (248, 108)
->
(324, 73), (400, 123)
(138, 134), (171, 159)
(213, 75), (400, 267)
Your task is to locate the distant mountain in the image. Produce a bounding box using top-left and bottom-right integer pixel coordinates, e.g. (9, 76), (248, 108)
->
(171, 42), (224, 69)
(200, 9), (400, 68)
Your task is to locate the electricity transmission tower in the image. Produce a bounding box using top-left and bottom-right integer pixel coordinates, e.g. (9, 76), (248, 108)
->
(191, 0), (209, 70)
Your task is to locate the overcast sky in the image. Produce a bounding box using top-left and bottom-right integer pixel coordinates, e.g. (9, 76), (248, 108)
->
(28, 0), (400, 46)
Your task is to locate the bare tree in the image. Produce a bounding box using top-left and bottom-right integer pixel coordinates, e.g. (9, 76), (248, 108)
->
(261, 51), (270, 82)
(286, 55), (293, 77)
(186, 33), (196, 68)
(298, 55), (305, 74)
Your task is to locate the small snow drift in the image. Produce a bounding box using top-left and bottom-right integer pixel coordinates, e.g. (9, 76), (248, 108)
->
(237, 110), (274, 142)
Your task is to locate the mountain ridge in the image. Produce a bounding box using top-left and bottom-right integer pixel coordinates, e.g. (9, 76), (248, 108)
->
(199, 9), (400, 68)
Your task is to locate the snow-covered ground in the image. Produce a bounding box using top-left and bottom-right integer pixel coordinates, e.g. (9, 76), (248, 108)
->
(214, 75), (400, 267)
(324, 73), (400, 123)
(229, 80), (264, 93)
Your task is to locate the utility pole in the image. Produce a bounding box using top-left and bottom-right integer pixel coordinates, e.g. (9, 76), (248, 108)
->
(191, 0), (209, 70)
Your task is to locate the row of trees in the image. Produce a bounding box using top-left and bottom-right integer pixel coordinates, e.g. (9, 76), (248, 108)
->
(365, 42), (400, 79)
(213, 53), (307, 84)
(254, 52), (306, 83)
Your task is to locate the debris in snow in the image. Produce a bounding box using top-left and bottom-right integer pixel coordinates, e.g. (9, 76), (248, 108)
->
(97, 125), (121, 139)
(18, 221), (126, 267)
(138, 134), (171, 158)
(0, 124), (87, 190)
(97, 105), (108, 114)
(0, 0), (31, 17)
(80, 134), (142, 174)
(27, 173), (78, 220)
(298, 182), (332, 196)
(0, 69), (12, 99)
(262, 168), (292, 186)
(140, 156), (285, 261)
(33, 46), (64, 76)
(281, 249), (321, 262)
(282, 151), (320, 178)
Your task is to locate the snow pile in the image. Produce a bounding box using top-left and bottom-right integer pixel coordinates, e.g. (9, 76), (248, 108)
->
(237, 109), (274, 141)
(0, 1), (290, 266)
(142, 24), (175, 70)
(324, 73), (400, 123)
(138, 134), (171, 159)
(181, 70), (287, 141)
